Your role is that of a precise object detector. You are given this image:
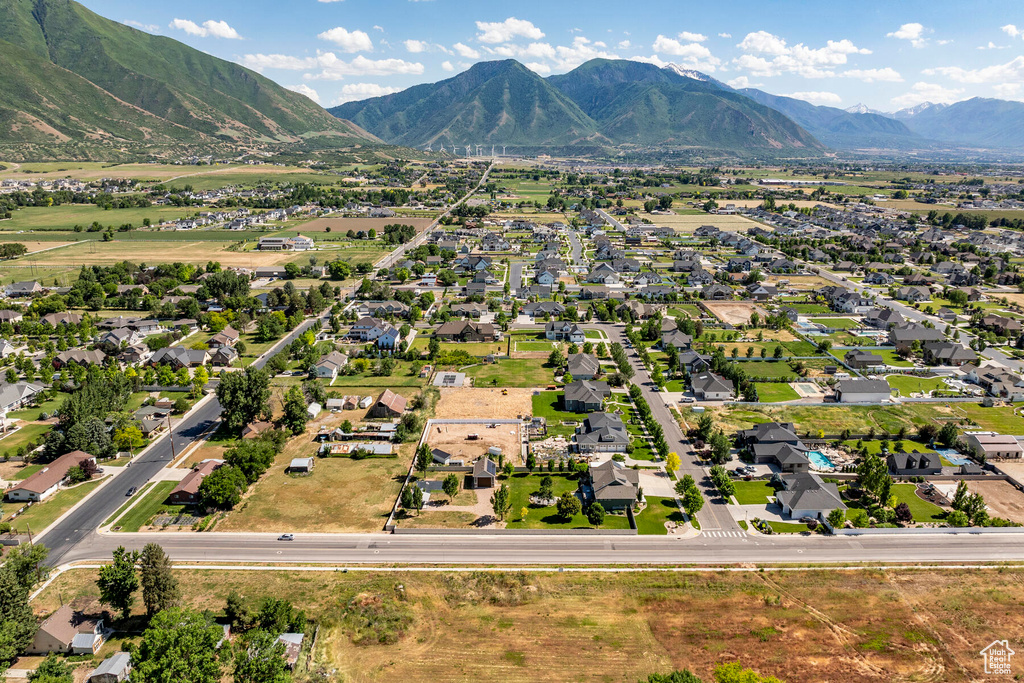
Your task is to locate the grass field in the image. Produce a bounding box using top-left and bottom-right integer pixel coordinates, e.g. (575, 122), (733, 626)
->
(0, 205), (199, 232)
(0, 423), (52, 457)
(504, 473), (630, 530)
(784, 303), (832, 314)
(766, 520), (815, 534)
(843, 438), (933, 455)
(463, 358), (551, 388)
(846, 483), (946, 523)
(634, 496), (684, 534)
(810, 317), (859, 329)
(886, 375), (948, 396)
(103, 482), (154, 526)
(114, 481), (182, 532)
(731, 480), (776, 505)
(531, 391), (587, 438)
(735, 361), (798, 379)
(31, 561), (1024, 682)
(21, 239), (312, 268)
(5, 479), (103, 533)
(754, 383), (800, 402)
(11, 464), (42, 480)
(877, 349), (915, 367)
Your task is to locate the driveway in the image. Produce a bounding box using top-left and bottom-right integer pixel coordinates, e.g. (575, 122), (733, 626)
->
(639, 470), (676, 497)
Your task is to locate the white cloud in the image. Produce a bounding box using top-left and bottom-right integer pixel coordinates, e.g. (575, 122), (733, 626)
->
(1002, 24), (1021, 38)
(124, 20), (159, 33)
(525, 62), (552, 74)
(551, 36), (619, 70)
(618, 40), (631, 49)
(285, 84), (321, 103)
(404, 39), (429, 53)
(475, 17), (544, 44)
(332, 83), (400, 105)
(169, 18), (241, 39)
(718, 32), (732, 39)
(726, 75), (759, 89)
(841, 67), (903, 82)
(978, 42), (1009, 50)
(678, 31), (707, 43)
(891, 81), (964, 108)
(318, 0), (344, 3)
(317, 27), (373, 52)
(784, 91), (842, 105)
(994, 82), (1022, 99)
(372, 25), (384, 32)
(887, 22), (927, 48)
(441, 60), (454, 71)
(489, 42), (557, 60)
(240, 53), (317, 71)
(925, 56), (1024, 84)
(631, 54), (669, 68)
(732, 32), (869, 78)
(305, 53), (424, 80)
(453, 42), (480, 59)
(652, 35), (720, 71)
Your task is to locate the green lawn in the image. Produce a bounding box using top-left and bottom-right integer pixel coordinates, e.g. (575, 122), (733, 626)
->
(785, 303), (831, 314)
(8, 393), (71, 422)
(876, 349), (915, 368)
(953, 403), (1024, 433)
(0, 423), (52, 457)
(766, 521), (814, 534)
(755, 383), (799, 402)
(810, 317), (859, 329)
(504, 474), (630, 530)
(5, 479), (103, 533)
(410, 338), (507, 357)
(634, 496), (684, 535)
(736, 361), (798, 379)
(731, 480), (776, 505)
(114, 481), (187, 532)
(11, 464), (42, 480)
(531, 392), (587, 438)
(327, 361), (426, 388)
(885, 375), (947, 396)
(890, 484), (947, 522)
(103, 482), (154, 526)
(842, 438), (933, 455)
(463, 358), (551, 388)
(668, 305), (704, 319)
(516, 341), (557, 352)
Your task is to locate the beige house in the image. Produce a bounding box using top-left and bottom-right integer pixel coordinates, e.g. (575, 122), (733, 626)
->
(964, 432), (1024, 461)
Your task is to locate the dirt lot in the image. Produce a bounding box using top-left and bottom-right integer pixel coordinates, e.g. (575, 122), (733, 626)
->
(969, 478), (1024, 524)
(426, 421), (521, 464)
(645, 213), (757, 233)
(292, 217), (435, 233)
(31, 567), (1024, 683)
(26, 241), (308, 268)
(766, 274), (835, 290)
(434, 387), (532, 419)
(702, 301), (767, 325)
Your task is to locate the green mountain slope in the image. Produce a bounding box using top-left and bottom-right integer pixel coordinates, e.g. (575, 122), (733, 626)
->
(737, 88), (924, 150)
(0, 0), (377, 159)
(330, 60), (604, 149)
(549, 59), (822, 151)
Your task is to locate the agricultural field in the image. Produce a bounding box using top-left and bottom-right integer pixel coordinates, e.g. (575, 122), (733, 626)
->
(20, 239), (311, 268)
(0, 205), (202, 232)
(33, 567), (1024, 683)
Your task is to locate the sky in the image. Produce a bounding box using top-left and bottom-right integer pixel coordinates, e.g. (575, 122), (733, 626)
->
(83, 0), (1024, 111)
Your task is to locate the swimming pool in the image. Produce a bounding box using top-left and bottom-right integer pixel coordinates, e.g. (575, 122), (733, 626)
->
(807, 450), (836, 469)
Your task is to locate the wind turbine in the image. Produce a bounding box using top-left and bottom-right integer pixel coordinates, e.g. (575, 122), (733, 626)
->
(465, 145), (471, 157)
(490, 145), (495, 157)
(476, 144), (482, 156)
(502, 145), (506, 156)
(425, 142), (433, 152)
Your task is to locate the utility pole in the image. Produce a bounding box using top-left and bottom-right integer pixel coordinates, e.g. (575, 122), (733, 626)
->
(167, 415), (177, 462)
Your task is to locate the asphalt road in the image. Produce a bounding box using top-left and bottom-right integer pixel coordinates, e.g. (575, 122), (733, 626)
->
(566, 229), (585, 265)
(510, 261), (525, 294)
(60, 528), (1024, 565)
(40, 313), (327, 566)
(597, 323), (737, 532)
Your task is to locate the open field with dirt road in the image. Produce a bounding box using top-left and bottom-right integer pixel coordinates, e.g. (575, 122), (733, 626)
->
(289, 216), (436, 233)
(21, 240), (310, 268)
(31, 567), (1024, 683)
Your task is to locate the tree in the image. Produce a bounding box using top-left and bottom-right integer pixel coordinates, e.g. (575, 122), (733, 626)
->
(415, 444), (431, 477)
(198, 464), (248, 509)
(682, 487), (704, 517)
(938, 421), (959, 447)
(710, 431), (732, 465)
(232, 629), (289, 683)
(526, 451), (537, 472)
(643, 671), (704, 683)
(139, 543), (180, 617)
(114, 425), (145, 454)
(556, 491), (582, 520)
(665, 452), (681, 473)
(713, 662), (783, 683)
(856, 451), (891, 504)
(695, 413), (714, 442)
(826, 508), (845, 529)
(894, 502), (913, 523)
(538, 475), (554, 500)
(131, 607), (223, 683)
(217, 367), (271, 431)
(951, 480), (969, 512)
(587, 502), (605, 526)
(281, 386), (308, 436)
(28, 654), (73, 683)
(490, 483), (512, 521)
(547, 347), (564, 368)
(97, 546), (140, 620)
(947, 510), (969, 527)
(442, 473), (459, 501)
(0, 565), (37, 668)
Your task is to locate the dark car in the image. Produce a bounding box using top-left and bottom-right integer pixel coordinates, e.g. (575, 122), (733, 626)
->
(126, 486), (138, 496)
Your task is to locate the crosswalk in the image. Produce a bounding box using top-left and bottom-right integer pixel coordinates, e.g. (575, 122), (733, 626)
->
(702, 530), (747, 538)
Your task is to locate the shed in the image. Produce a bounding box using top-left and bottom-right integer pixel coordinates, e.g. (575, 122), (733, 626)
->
(306, 402), (322, 418)
(470, 457), (497, 489)
(289, 458), (314, 473)
(89, 652), (132, 683)
(277, 633), (305, 669)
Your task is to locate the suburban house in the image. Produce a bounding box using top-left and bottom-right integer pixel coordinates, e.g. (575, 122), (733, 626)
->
(982, 314), (1023, 336)
(545, 321), (585, 343)
(923, 341), (977, 366)
(584, 460), (640, 511)
(28, 604), (105, 655)
(312, 351), (349, 381)
(886, 452), (942, 476)
(210, 346), (239, 367)
(6, 280), (43, 297)
(0, 380), (44, 413)
(691, 372), (735, 400)
(834, 379), (892, 403)
(844, 350), (885, 370)
(150, 346), (209, 369)
(964, 432), (1024, 461)
(774, 472), (846, 521)
(168, 460), (224, 505)
(54, 349), (106, 368)
(567, 353), (600, 380)
(370, 389), (407, 418)
(434, 320), (499, 342)
(469, 457), (496, 488)
(6, 450), (96, 502)
(678, 350), (711, 373)
(888, 323), (944, 351)
(563, 380), (610, 413)
(575, 412), (629, 453)
(208, 326), (240, 349)
(521, 301), (565, 318)
(864, 308), (905, 329)
(661, 329), (693, 352)
(739, 422), (810, 472)
(241, 421), (275, 440)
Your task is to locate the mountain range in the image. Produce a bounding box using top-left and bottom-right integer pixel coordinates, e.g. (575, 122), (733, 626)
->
(334, 59), (1024, 155)
(0, 0), (377, 160)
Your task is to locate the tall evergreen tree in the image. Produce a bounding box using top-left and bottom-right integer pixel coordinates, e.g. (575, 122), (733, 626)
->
(139, 543), (180, 617)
